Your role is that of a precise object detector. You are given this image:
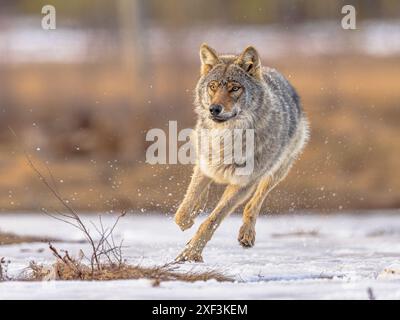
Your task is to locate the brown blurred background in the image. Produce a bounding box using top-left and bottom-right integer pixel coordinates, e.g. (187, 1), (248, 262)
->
(0, 0), (399, 214)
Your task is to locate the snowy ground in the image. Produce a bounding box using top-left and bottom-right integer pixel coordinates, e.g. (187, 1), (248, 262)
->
(1, 211), (400, 299)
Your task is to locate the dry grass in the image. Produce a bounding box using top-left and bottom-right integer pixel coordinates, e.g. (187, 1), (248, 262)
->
(24, 242), (231, 283)
(23, 243), (231, 283)
(28, 259), (232, 284)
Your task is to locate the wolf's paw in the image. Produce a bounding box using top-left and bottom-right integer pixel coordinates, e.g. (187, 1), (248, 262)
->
(238, 223), (256, 248)
(174, 211), (195, 231)
(175, 248), (203, 263)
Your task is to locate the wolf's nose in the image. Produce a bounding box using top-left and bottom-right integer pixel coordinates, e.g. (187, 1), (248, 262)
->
(209, 104), (223, 116)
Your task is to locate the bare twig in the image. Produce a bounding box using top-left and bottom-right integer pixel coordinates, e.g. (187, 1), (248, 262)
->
(26, 154), (102, 269)
(9, 127), (126, 273)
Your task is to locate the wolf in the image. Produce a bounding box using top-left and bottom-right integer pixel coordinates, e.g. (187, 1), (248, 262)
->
(174, 44), (309, 262)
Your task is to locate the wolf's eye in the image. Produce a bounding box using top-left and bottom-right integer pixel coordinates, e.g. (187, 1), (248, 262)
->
(209, 82), (218, 91)
(231, 86), (241, 92)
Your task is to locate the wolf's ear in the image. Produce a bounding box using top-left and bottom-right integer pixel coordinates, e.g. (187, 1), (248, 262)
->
(235, 46), (262, 79)
(200, 43), (220, 76)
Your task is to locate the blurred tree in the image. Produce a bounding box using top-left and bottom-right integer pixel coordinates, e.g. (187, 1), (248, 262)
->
(117, 0), (148, 75)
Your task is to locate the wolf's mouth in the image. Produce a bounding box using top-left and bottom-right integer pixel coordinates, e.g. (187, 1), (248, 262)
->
(210, 116), (228, 123)
(210, 111), (238, 123)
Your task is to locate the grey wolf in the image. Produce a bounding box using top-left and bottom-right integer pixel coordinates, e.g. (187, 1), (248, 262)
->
(174, 44), (309, 262)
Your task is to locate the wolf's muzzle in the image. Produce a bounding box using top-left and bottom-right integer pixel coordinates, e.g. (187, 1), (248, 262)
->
(209, 109), (238, 123)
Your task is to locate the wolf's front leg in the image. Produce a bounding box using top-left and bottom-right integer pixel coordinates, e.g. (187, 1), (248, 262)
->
(176, 183), (255, 262)
(174, 166), (211, 231)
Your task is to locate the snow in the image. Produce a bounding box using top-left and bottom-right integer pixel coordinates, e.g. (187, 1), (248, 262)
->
(1, 211), (400, 299)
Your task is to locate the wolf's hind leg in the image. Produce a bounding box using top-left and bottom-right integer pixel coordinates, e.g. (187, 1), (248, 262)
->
(176, 183), (255, 262)
(175, 166), (211, 231)
(239, 160), (294, 247)
(238, 176), (274, 247)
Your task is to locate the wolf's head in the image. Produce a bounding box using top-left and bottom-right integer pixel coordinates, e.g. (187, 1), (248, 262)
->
(195, 44), (265, 125)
